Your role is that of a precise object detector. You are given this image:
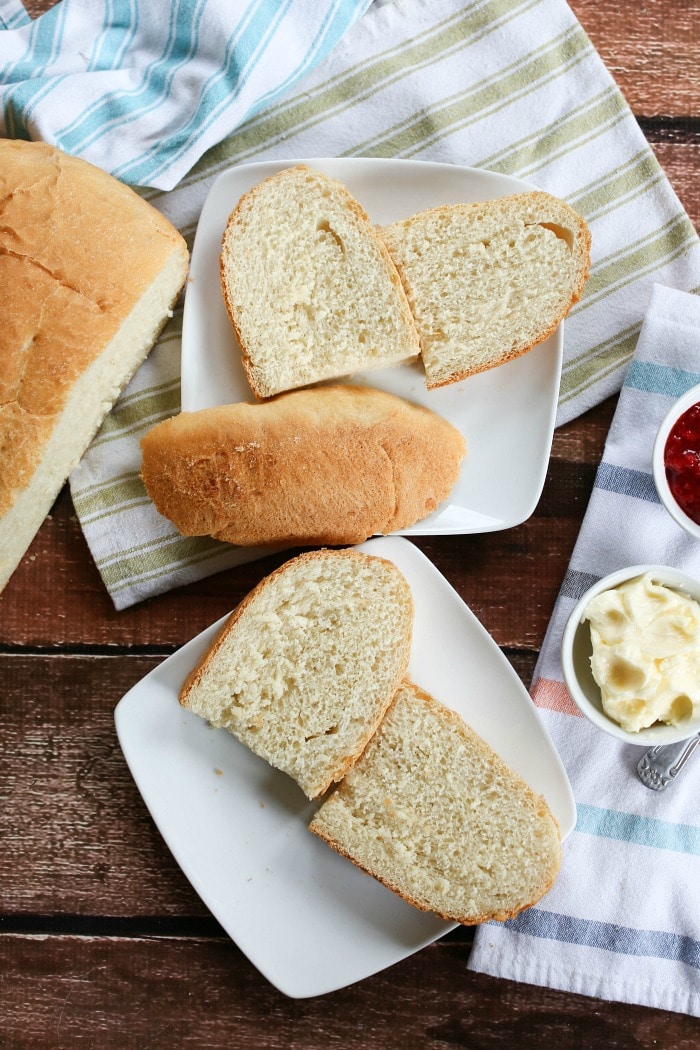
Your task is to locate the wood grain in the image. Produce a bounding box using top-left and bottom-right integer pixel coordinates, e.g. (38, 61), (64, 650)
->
(2, 0), (699, 1045)
(4, 935), (700, 1050)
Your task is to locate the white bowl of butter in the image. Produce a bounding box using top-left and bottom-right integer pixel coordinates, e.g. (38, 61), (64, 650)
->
(561, 565), (700, 745)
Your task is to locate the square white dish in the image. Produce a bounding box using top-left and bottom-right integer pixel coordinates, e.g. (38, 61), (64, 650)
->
(115, 536), (575, 999)
(181, 157), (563, 542)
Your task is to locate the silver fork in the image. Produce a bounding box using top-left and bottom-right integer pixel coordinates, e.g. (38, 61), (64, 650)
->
(637, 734), (700, 791)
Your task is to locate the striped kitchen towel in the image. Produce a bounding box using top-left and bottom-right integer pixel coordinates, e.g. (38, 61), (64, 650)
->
(468, 283), (700, 1017)
(0, 0), (372, 190)
(18, 0), (698, 607)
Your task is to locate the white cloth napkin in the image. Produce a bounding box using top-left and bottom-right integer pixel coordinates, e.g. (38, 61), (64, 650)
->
(0, 0), (372, 190)
(468, 283), (700, 1017)
(51, 0), (700, 609)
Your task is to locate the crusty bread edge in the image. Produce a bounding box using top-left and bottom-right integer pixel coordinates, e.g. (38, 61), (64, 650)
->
(0, 244), (189, 594)
(178, 547), (414, 797)
(381, 191), (592, 390)
(219, 165), (421, 400)
(310, 678), (562, 923)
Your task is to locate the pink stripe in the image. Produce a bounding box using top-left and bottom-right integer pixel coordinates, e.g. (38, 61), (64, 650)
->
(531, 677), (583, 717)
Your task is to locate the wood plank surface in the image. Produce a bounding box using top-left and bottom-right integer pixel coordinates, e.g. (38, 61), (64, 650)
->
(2, 0), (699, 1046)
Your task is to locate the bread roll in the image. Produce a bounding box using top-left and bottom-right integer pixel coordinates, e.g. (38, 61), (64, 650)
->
(310, 679), (562, 923)
(381, 192), (591, 389)
(140, 384), (466, 547)
(0, 140), (189, 592)
(219, 165), (420, 398)
(180, 549), (414, 799)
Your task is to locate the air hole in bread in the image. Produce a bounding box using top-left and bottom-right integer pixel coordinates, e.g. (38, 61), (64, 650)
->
(316, 219), (345, 254)
(536, 221), (574, 249)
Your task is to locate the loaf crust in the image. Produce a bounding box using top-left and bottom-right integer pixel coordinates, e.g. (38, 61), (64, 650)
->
(140, 384), (466, 547)
(0, 140), (189, 591)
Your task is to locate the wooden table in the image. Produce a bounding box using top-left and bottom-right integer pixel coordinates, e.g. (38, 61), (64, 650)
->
(3, 1), (699, 1045)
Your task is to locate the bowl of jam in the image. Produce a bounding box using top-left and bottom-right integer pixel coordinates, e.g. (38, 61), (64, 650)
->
(653, 383), (700, 541)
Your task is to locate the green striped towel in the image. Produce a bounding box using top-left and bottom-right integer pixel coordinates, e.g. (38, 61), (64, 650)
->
(67, 0), (700, 608)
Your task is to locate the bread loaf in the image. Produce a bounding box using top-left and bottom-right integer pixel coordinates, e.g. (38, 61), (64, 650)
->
(381, 191), (591, 389)
(179, 549), (414, 799)
(310, 679), (562, 924)
(0, 140), (189, 593)
(219, 165), (420, 398)
(140, 384), (466, 547)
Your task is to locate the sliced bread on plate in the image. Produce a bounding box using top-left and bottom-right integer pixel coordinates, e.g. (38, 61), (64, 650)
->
(310, 679), (562, 923)
(179, 549), (414, 800)
(219, 165), (420, 398)
(380, 191), (590, 389)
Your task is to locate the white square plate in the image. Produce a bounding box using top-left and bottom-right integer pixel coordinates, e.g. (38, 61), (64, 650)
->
(115, 536), (575, 999)
(181, 158), (563, 544)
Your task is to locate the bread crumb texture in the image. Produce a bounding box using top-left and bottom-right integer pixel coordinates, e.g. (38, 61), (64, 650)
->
(220, 166), (420, 397)
(381, 192), (590, 388)
(179, 549), (414, 799)
(310, 680), (562, 924)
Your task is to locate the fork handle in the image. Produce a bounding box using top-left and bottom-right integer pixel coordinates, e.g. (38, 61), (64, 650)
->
(637, 734), (700, 791)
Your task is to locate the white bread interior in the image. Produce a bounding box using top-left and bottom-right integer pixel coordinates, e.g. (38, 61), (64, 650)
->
(179, 549), (414, 799)
(310, 679), (562, 924)
(0, 140), (189, 593)
(380, 191), (591, 389)
(219, 165), (420, 398)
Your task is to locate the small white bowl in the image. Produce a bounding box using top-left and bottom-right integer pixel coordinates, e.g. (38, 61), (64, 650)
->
(561, 564), (700, 745)
(652, 383), (700, 541)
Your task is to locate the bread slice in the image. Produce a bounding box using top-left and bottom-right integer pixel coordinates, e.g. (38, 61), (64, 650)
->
(310, 680), (562, 923)
(179, 549), (414, 799)
(0, 140), (189, 593)
(219, 165), (420, 398)
(140, 384), (466, 547)
(381, 192), (591, 389)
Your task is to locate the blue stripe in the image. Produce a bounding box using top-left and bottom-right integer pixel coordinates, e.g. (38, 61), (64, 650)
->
(113, 0), (290, 185)
(0, 4), (31, 30)
(2, 0), (68, 136)
(238, 0), (370, 125)
(502, 908), (700, 970)
(57, 0), (190, 155)
(575, 803), (700, 855)
(0, 3), (62, 85)
(560, 568), (601, 601)
(625, 360), (700, 399)
(86, 0), (140, 73)
(594, 461), (659, 503)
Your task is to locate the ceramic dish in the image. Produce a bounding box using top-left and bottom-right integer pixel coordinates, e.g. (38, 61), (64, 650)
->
(652, 383), (700, 541)
(561, 563), (700, 745)
(115, 536), (575, 999)
(180, 158), (564, 547)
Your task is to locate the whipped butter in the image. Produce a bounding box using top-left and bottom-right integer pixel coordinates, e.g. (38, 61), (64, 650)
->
(583, 573), (700, 732)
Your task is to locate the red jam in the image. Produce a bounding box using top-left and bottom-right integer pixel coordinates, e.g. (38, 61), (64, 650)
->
(664, 401), (700, 525)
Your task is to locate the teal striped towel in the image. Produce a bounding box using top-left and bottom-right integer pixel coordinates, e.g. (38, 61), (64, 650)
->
(0, 0), (372, 190)
(469, 284), (700, 1017)
(5, 0), (700, 610)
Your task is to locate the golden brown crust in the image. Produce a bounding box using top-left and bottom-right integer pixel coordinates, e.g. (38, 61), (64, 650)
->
(140, 384), (466, 548)
(0, 140), (189, 521)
